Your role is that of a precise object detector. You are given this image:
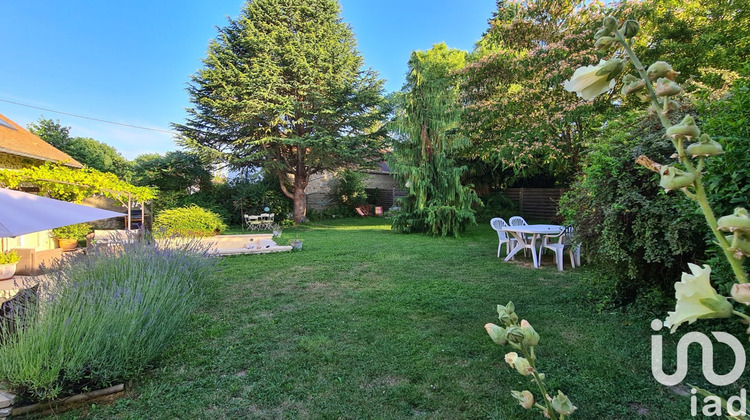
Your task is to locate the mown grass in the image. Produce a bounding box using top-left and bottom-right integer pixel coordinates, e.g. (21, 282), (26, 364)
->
(54, 218), (710, 418)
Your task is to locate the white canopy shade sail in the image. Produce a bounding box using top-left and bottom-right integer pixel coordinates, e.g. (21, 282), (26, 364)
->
(0, 188), (125, 238)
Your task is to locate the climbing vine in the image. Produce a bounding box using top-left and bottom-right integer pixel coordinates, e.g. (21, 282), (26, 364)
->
(0, 163), (156, 203)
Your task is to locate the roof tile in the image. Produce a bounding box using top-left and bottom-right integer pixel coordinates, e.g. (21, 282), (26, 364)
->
(0, 113), (82, 168)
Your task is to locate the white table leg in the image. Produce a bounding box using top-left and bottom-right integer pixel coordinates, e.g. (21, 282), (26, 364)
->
(504, 242), (524, 261)
(530, 234), (540, 268)
(504, 231), (526, 261)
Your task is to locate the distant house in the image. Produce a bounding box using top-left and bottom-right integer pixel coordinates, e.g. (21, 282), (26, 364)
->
(306, 162), (403, 211)
(0, 113), (83, 264)
(0, 113), (82, 170)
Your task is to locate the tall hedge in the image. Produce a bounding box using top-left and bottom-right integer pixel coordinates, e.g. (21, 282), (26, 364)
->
(559, 111), (705, 305)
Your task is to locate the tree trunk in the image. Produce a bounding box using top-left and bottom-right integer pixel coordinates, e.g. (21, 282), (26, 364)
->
(292, 174), (308, 224)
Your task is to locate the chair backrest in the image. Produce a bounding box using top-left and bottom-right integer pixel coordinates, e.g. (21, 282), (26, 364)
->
(260, 213), (270, 221)
(561, 225), (575, 245)
(509, 216), (528, 226)
(490, 218), (509, 240)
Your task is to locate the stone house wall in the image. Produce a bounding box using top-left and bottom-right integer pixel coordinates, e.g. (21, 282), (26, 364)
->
(305, 169), (400, 211)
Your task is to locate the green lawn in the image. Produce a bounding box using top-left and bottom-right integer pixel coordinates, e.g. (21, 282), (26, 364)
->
(58, 218), (696, 419)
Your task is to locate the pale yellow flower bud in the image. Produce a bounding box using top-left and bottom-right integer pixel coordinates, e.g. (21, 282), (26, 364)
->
(551, 391), (577, 415)
(595, 36), (616, 51)
(513, 357), (534, 376)
(504, 351), (518, 367)
(731, 283), (750, 305)
(659, 166), (695, 192)
(666, 115), (700, 139)
(602, 16), (618, 31)
(506, 326), (525, 345)
(647, 61), (678, 81)
(511, 390), (535, 409)
(718, 208), (750, 233)
(686, 134), (723, 157)
(519, 320), (540, 347)
(620, 19), (639, 38)
(594, 27), (613, 40)
(622, 74), (646, 95)
(655, 77), (682, 97)
(484, 323), (508, 345)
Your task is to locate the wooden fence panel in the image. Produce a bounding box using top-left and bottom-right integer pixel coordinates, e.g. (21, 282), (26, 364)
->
(503, 188), (567, 222)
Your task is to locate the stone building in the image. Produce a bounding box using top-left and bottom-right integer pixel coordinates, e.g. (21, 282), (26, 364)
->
(305, 162), (404, 211)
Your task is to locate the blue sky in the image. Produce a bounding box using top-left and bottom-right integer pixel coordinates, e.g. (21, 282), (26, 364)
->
(0, 1), (496, 160)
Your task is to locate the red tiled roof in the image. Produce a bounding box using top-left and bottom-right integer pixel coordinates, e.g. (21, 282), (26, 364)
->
(0, 112), (82, 168)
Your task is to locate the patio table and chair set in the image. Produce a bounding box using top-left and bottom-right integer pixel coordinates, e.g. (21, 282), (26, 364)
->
(490, 216), (581, 271)
(243, 213), (275, 231)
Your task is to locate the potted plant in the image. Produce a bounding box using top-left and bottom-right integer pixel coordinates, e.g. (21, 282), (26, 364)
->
(0, 250), (20, 280)
(272, 223), (282, 238)
(52, 223), (91, 251)
(290, 237), (303, 251)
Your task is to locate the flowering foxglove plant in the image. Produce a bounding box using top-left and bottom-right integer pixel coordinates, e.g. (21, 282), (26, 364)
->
(485, 302), (576, 419)
(559, 14), (749, 416)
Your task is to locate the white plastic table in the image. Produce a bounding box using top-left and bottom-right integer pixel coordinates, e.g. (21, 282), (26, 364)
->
(500, 224), (564, 268)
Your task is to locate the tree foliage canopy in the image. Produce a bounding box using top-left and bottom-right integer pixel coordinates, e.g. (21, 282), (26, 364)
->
(28, 118), (132, 181)
(460, 0), (604, 185)
(131, 151), (213, 195)
(174, 0), (388, 223)
(460, 0), (750, 187)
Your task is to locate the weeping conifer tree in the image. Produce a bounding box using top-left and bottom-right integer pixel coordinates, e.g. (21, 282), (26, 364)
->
(389, 43), (480, 237)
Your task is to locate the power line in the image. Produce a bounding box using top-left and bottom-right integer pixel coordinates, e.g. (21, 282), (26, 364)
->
(0, 97), (178, 135)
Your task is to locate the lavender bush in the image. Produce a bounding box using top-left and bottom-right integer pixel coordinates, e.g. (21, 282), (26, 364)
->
(0, 234), (219, 401)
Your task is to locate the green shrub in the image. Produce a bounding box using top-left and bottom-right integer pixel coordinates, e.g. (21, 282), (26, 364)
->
(333, 170), (368, 208)
(153, 205), (227, 237)
(0, 237), (218, 401)
(280, 219), (295, 228)
(697, 72), (750, 292)
(51, 223), (91, 240)
(474, 191), (517, 223)
(0, 250), (19, 264)
(559, 110), (705, 305)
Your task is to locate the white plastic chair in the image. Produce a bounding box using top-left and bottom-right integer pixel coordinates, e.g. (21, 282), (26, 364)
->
(509, 216), (530, 256)
(490, 218), (513, 257)
(541, 226), (580, 271)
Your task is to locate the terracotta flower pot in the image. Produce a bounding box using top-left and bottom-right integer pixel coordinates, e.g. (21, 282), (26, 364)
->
(57, 238), (79, 251)
(0, 262), (17, 280)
